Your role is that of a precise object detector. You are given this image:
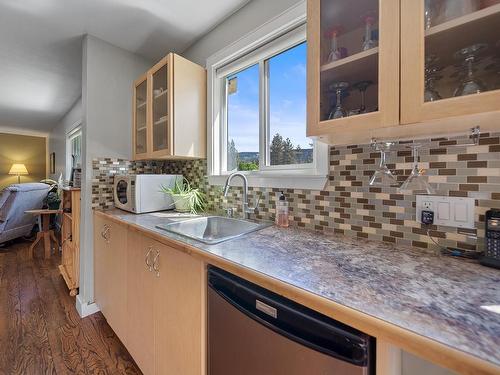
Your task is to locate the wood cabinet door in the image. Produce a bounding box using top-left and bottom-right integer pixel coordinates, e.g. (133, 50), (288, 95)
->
(94, 217), (128, 341)
(133, 74), (150, 160)
(148, 54), (173, 159)
(126, 231), (155, 375)
(104, 221), (128, 341)
(94, 215), (111, 317)
(154, 241), (206, 375)
(306, 0), (400, 143)
(401, 0), (500, 124)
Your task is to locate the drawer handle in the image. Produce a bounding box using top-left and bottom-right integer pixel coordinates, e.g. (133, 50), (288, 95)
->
(153, 250), (160, 277)
(145, 246), (153, 271)
(101, 224), (110, 243)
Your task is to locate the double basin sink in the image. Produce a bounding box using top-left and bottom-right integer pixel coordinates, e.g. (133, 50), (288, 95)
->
(156, 216), (272, 245)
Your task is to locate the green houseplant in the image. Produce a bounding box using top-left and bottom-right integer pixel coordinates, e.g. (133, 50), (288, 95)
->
(160, 178), (206, 214)
(41, 178), (61, 210)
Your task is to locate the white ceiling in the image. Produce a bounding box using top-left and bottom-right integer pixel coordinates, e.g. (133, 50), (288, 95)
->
(0, 0), (249, 132)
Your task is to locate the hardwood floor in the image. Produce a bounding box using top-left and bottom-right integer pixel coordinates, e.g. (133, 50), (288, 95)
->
(0, 239), (142, 375)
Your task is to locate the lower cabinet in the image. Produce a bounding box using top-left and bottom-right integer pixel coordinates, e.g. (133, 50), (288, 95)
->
(126, 231), (156, 374)
(94, 213), (206, 375)
(154, 238), (205, 375)
(94, 215), (128, 341)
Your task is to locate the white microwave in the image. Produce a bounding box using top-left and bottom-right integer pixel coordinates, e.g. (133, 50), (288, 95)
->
(114, 174), (182, 214)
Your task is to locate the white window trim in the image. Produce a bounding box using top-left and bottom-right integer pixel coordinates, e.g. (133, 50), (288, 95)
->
(66, 123), (82, 179)
(206, 0), (328, 190)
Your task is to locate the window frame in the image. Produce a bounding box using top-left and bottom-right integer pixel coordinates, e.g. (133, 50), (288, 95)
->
(206, 1), (328, 190)
(66, 124), (82, 179)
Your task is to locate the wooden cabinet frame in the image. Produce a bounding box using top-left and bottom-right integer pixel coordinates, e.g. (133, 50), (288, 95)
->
(133, 74), (149, 160)
(132, 53), (206, 160)
(307, 0), (400, 138)
(148, 54), (174, 159)
(401, 0), (500, 124)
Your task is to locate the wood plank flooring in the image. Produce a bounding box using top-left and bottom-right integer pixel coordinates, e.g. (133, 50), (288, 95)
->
(0, 239), (142, 375)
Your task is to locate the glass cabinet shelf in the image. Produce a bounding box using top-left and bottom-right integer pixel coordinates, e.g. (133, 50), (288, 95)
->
(424, 1), (500, 102)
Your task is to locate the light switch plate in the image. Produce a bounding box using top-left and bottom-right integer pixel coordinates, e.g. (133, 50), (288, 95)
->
(416, 195), (475, 229)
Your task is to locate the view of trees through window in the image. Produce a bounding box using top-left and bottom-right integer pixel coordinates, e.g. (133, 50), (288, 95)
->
(226, 42), (312, 172)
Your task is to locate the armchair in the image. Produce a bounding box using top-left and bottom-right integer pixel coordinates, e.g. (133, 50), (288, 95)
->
(0, 183), (51, 244)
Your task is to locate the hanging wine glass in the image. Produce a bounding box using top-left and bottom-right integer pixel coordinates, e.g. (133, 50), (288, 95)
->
(324, 26), (344, 63)
(328, 82), (349, 119)
(424, 55), (443, 102)
(399, 144), (435, 194)
(361, 12), (378, 51)
(369, 141), (399, 187)
(348, 80), (373, 116)
(453, 43), (488, 97)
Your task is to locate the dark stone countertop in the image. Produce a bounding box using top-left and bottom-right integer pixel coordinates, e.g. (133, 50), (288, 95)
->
(97, 208), (500, 369)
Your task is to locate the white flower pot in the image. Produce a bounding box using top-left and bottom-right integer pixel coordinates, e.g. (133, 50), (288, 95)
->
(172, 195), (191, 212)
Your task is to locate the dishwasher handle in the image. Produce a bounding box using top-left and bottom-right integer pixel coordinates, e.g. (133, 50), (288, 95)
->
(208, 267), (374, 368)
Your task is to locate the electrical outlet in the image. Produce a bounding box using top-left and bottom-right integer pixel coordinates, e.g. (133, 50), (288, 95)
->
(422, 201), (433, 210)
(416, 195), (475, 229)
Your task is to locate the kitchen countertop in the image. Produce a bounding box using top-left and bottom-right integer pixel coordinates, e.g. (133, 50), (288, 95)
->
(95, 209), (500, 373)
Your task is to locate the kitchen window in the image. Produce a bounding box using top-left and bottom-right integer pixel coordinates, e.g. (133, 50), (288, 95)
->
(207, 11), (328, 189)
(66, 126), (82, 179)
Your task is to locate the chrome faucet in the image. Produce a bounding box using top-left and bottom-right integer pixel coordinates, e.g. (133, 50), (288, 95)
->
(223, 172), (259, 219)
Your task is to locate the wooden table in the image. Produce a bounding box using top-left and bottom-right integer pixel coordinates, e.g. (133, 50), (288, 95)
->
(25, 209), (61, 259)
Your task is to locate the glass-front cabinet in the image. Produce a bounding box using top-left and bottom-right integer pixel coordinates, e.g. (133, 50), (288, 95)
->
(401, 0), (500, 123)
(132, 53), (206, 160)
(149, 57), (172, 158)
(307, 0), (400, 139)
(133, 76), (148, 159)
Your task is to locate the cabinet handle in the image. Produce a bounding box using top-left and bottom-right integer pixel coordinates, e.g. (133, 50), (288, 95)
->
(101, 224), (110, 243)
(145, 246), (153, 271)
(152, 250), (160, 277)
(100, 224), (107, 238)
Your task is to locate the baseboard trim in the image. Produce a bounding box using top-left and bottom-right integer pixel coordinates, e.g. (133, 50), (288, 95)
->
(76, 294), (100, 318)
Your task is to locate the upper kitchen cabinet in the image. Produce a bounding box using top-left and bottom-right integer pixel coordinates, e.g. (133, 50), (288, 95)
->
(132, 53), (206, 160)
(401, 0), (500, 124)
(307, 0), (400, 139)
(133, 75), (148, 159)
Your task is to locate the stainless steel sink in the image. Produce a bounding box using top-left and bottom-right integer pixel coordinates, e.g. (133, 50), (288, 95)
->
(156, 216), (272, 244)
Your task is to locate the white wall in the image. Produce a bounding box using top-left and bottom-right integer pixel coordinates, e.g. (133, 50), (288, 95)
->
(182, 0), (302, 65)
(48, 97), (82, 180)
(79, 34), (151, 311)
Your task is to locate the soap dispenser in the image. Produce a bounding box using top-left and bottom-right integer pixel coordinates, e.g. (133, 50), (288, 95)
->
(276, 191), (289, 228)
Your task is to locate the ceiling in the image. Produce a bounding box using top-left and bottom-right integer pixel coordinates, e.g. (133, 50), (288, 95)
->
(0, 0), (249, 133)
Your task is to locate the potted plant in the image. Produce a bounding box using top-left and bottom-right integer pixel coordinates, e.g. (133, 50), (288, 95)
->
(160, 178), (206, 214)
(41, 177), (62, 210)
(44, 191), (61, 210)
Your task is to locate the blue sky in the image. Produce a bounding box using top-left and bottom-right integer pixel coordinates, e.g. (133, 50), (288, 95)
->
(227, 42), (309, 153)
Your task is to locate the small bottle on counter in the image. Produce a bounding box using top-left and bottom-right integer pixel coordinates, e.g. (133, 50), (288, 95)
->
(275, 191), (289, 228)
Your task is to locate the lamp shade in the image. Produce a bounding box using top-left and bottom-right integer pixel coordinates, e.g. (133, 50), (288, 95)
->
(9, 163), (29, 175)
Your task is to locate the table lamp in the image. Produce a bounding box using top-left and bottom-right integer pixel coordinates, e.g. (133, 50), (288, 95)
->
(9, 163), (29, 183)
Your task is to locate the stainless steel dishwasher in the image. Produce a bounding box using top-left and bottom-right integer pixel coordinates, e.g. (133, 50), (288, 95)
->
(208, 266), (375, 375)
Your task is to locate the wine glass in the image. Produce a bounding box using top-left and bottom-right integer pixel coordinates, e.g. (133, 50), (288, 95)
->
(328, 82), (349, 119)
(453, 43), (488, 97)
(399, 144), (435, 194)
(369, 141), (399, 187)
(325, 26), (344, 63)
(348, 80), (373, 115)
(361, 12), (378, 51)
(424, 55), (443, 102)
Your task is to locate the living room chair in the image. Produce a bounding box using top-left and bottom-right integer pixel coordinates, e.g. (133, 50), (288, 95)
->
(0, 183), (51, 244)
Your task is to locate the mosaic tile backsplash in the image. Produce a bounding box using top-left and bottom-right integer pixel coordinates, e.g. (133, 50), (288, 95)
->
(92, 132), (500, 253)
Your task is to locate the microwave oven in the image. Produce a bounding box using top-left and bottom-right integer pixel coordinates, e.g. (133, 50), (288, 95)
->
(114, 174), (182, 213)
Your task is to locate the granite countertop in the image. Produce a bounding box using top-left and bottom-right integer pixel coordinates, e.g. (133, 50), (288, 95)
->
(98, 208), (500, 370)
